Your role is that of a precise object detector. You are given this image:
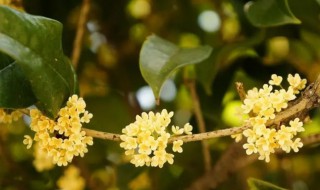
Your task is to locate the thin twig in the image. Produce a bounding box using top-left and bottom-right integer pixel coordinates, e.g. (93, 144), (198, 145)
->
(186, 80), (212, 172)
(235, 82), (246, 102)
(168, 125), (250, 143)
(82, 128), (121, 141)
(81, 125), (250, 143)
(71, 0), (91, 68)
(189, 82), (253, 190)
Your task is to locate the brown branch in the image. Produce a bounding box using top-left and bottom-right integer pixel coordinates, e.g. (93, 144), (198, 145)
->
(187, 132), (320, 190)
(186, 80), (212, 172)
(82, 74), (320, 143)
(187, 140), (258, 190)
(71, 0), (91, 68)
(82, 125), (251, 143)
(301, 133), (320, 146)
(187, 75), (320, 190)
(235, 82), (247, 102)
(82, 128), (121, 141)
(83, 74), (320, 143)
(168, 125), (250, 143)
(83, 75), (320, 143)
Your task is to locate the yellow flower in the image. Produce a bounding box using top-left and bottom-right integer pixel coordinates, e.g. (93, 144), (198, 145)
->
(243, 129), (257, 143)
(183, 123), (193, 135)
(231, 133), (243, 142)
(283, 87), (296, 101)
(80, 111), (93, 123)
(289, 118), (304, 134)
(287, 73), (307, 93)
(291, 138), (303, 152)
(268, 74), (283, 86)
(0, 109), (23, 124)
(172, 140), (183, 153)
(259, 84), (273, 95)
(23, 135), (33, 149)
(172, 126), (184, 135)
(243, 143), (257, 155)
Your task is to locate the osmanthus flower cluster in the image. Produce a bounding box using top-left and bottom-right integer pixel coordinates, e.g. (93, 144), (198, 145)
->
(57, 165), (85, 190)
(232, 74), (307, 162)
(0, 109), (23, 124)
(23, 95), (93, 166)
(120, 109), (193, 168)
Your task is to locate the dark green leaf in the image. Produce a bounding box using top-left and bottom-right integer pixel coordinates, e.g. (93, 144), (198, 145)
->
(0, 6), (77, 117)
(139, 34), (212, 99)
(247, 178), (288, 190)
(0, 55), (36, 108)
(289, 0), (320, 33)
(244, 0), (301, 27)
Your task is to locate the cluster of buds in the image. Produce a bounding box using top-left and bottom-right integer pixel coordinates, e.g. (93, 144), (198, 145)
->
(23, 95), (93, 166)
(120, 109), (192, 168)
(0, 109), (23, 124)
(232, 74), (307, 162)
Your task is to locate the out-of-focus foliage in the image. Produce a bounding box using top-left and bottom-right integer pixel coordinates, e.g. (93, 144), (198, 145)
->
(1, 0), (320, 189)
(244, 0), (301, 27)
(247, 178), (287, 190)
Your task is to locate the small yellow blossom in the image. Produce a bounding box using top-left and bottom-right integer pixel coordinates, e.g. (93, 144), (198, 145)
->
(287, 74), (307, 93)
(172, 140), (183, 153)
(243, 143), (257, 155)
(0, 109), (23, 124)
(289, 118), (304, 134)
(23, 135), (33, 149)
(268, 74), (283, 86)
(231, 133), (243, 142)
(291, 138), (303, 152)
(172, 126), (184, 135)
(183, 123), (193, 135)
(120, 109), (192, 168)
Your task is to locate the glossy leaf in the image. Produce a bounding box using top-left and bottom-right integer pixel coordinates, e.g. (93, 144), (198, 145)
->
(0, 53), (36, 108)
(139, 34), (212, 99)
(0, 6), (77, 117)
(244, 0), (301, 27)
(247, 178), (287, 190)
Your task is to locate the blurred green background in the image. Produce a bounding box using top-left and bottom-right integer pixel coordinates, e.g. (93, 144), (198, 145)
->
(2, 0), (320, 189)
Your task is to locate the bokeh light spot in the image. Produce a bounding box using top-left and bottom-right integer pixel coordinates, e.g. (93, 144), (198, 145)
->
(136, 86), (156, 110)
(198, 10), (221, 33)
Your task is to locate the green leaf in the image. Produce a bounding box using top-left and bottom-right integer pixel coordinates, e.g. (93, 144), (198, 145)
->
(196, 30), (263, 94)
(244, 0), (301, 27)
(0, 6), (77, 117)
(139, 34), (212, 99)
(247, 178), (288, 190)
(0, 53), (36, 108)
